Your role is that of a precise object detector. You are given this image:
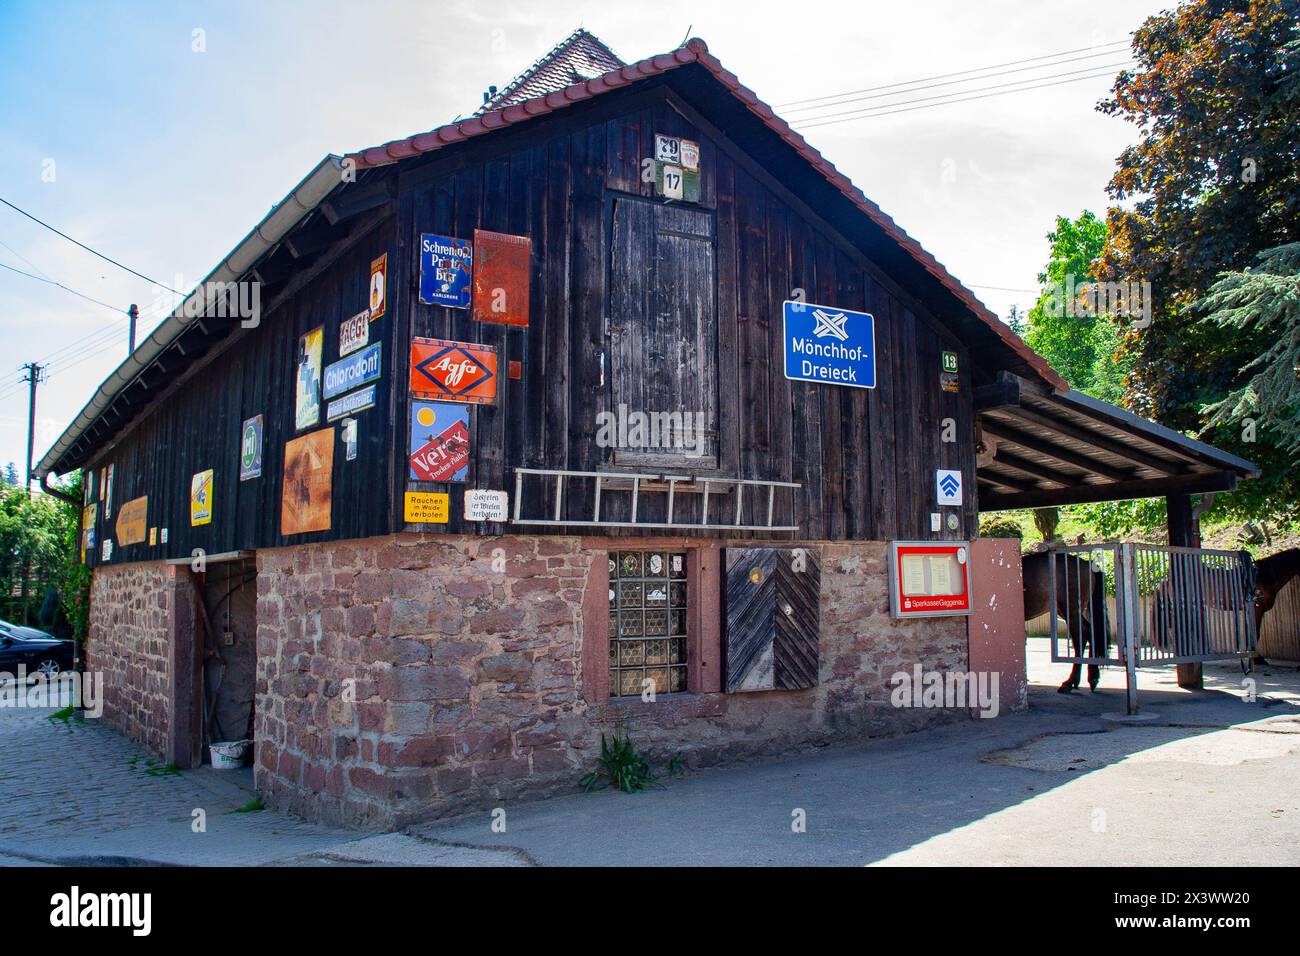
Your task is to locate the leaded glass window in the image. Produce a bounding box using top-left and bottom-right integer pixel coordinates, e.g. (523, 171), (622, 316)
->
(609, 550), (688, 697)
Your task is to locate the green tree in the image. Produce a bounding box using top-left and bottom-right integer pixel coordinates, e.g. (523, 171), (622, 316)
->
(1024, 211), (1133, 402)
(1096, 1), (1300, 474)
(1196, 243), (1300, 512)
(0, 475), (86, 637)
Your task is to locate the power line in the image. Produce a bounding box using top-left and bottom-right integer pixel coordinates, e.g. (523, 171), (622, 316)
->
(776, 39), (1131, 108)
(0, 259), (130, 315)
(797, 66), (1128, 129)
(0, 195), (182, 295)
(782, 46), (1134, 116)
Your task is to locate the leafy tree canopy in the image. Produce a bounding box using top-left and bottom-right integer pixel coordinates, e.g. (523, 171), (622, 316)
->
(1097, 0), (1300, 427)
(1023, 210), (1133, 404)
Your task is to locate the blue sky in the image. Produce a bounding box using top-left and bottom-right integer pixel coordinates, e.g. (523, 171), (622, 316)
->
(0, 0), (1170, 479)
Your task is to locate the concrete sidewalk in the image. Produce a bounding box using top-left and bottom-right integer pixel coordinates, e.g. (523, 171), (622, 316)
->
(406, 647), (1300, 866)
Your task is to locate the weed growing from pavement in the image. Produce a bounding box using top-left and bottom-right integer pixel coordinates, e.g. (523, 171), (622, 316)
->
(143, 762), (181, 778)
(228, 799), (263, 814)
(47, 705), (75, 723)
(580, 730), (685, 794)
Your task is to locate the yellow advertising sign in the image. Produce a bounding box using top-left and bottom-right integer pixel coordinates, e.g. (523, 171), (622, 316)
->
(81, 504), (97, 562)
(404, 491), (449, 524)
(115, 496), (148, 545)
(191, 469), (214, 526)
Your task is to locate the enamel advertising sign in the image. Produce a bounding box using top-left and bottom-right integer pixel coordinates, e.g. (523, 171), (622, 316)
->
(369, 253), (388, 321)
(324, 342), (382, 401)
(115, 496), (148, 546)
(409, 401), (470, 482)
(410, 338), (497, 405)
(240, 415), (263, 481)
(419, 233), (473, 308)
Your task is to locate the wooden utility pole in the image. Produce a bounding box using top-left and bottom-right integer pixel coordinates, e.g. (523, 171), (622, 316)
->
(21, 361), (45, 499)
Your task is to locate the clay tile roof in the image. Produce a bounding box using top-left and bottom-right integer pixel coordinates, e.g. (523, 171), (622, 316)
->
(477, 28), (624, 114)
(346, 36), (1066, 392)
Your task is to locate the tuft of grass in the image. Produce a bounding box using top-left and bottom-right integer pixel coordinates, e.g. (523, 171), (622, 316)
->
(579, 729), (660, 794)
(47, 705), (76, 723)
(144, 762), (182, 777)
(666, 752), (685, 778)
(228, 798), (264, 814)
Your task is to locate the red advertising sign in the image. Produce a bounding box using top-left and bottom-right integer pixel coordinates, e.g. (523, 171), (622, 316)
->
(410, 337), (498, 404)
(369, 253), (388, 321)
(888, 541), (973, 618)
(410, 419), (470, 482)
(472, 229), (531, 327)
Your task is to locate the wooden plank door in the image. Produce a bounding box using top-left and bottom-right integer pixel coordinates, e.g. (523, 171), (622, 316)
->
(607, 194), (717, 467)
(723, 547), (821, 692)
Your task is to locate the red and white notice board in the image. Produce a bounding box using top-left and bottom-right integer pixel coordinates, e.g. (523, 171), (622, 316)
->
(887, 541), (973, 618)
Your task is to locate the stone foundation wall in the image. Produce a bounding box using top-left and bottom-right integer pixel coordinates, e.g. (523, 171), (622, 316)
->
(254, 535), (968, 829)
(87, 562), (190, 758)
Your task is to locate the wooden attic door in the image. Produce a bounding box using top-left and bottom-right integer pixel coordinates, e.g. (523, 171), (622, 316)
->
(607, 195), (718, 468)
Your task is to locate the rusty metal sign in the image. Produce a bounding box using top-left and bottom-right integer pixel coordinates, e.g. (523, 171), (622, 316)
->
(473, 229), (531, 327)
(281, 428), (334, 535)
(410, 337), (497, 404)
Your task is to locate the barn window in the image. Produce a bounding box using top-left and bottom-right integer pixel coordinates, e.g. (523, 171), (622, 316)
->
(608, 550), (689, 697)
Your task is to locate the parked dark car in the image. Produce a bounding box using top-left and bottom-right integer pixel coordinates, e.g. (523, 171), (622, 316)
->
(0, 620), (75, 677)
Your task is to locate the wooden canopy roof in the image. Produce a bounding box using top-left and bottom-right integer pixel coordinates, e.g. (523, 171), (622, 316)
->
(976, 373), (1258, 511)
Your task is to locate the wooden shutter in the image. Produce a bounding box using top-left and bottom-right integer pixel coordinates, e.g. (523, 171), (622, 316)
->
(723, 547), (821, 692)
(607, 195), (717, 466)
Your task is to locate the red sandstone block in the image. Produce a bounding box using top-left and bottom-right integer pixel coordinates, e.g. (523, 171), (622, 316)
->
(468, 606), (526, 634)
(379, 665), (471, 702)
(477, 651), (534, 684)
(455, 723), (511, 759)
(347, 766), (390, 797)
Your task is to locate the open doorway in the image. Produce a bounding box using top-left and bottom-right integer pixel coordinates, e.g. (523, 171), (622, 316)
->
(196, 556), (258, 778)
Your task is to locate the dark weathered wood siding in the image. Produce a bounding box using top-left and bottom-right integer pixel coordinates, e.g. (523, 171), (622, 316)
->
(396, 84), (976, 540)
(82, 78), (977, 564)
(83, 218), (396, 566)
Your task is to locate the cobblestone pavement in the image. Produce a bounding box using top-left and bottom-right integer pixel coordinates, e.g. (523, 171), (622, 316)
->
(0, 700), (519, 866)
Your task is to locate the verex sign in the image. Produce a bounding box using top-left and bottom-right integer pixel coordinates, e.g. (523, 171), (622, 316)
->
(782, 300), (876, 388)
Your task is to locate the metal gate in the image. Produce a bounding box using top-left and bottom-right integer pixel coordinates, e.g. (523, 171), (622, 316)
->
(1047, 542), (1256, 713)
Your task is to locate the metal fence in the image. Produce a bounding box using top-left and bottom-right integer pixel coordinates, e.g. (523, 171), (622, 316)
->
(1044, 542), (1256, 713)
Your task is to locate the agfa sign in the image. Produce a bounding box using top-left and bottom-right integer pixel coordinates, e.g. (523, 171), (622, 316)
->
(410, 337), (498, 404)
(782, 300), (875, 388)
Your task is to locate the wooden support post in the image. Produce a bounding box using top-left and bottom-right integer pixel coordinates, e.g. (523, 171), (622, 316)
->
(1167, 491), (1203, 689)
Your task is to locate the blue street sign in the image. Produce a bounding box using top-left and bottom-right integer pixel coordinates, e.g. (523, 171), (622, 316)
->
(782, 300), (876, 388)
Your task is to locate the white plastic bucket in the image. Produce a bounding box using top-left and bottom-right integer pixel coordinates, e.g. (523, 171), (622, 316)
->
(210, 740), (252, 770)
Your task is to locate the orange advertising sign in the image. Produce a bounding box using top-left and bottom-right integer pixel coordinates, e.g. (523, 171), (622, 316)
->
(472, 229), (531, 327)
(115, 496), (148, 546)
(410, 337), (498, 405)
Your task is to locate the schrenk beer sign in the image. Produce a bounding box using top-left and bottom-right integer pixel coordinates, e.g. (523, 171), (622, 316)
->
(410, 337), (498, 405)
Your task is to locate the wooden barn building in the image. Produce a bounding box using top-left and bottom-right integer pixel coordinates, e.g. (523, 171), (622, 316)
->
(38, 30), (1256, 827)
